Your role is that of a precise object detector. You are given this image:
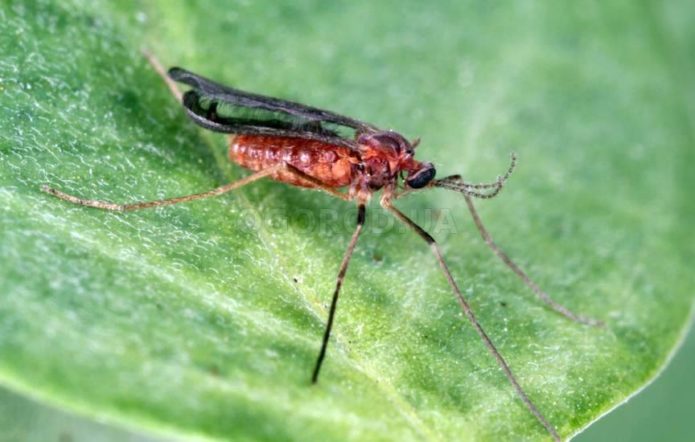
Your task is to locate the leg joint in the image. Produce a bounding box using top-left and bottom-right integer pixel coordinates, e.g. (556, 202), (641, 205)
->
(357, 204), (366, 226)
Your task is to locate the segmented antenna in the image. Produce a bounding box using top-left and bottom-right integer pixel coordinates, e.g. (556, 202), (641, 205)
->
(434, 153), (517, 199)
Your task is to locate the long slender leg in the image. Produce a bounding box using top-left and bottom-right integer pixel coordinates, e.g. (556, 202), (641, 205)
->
(463, 194), (603, 327)
(284, 164), (350, 201)
(311, 204), (366, 383)
(41, 164), (284, 212)
(42, 163), (351, 211)
(381, 198), (561, 442)
(142, 49), (182, 102)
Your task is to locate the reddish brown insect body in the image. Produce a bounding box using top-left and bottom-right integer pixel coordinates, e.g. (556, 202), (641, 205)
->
(231, 132), (432, 201)
(230, 135), (358, 189)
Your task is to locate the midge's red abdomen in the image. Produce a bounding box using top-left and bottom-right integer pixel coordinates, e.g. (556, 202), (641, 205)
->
(230, 135), (358, 188)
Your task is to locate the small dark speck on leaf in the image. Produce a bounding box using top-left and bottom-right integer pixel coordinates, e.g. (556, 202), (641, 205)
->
(115, 90), (139, 108)
(430, 208), (443, 222)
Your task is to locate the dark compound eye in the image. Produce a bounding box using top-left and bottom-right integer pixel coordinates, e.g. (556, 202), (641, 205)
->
(406, 163), (436, 188)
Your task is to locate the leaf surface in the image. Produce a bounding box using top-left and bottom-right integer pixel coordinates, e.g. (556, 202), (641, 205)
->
(1, 1), (693, 441)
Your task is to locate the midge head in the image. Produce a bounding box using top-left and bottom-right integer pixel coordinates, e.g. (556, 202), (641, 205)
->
(356, 130), (437, 189)
(355, 129), (516, 196)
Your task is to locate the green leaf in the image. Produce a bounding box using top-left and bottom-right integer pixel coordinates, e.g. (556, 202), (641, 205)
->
(1, 1), (693, 441)
(0, 386), (161, 442)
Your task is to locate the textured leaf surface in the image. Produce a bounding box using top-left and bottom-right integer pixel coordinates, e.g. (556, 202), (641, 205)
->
(1, 1), (693, 441)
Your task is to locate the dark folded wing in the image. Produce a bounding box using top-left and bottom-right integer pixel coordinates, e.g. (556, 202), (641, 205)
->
(169, 67), (378, 150)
